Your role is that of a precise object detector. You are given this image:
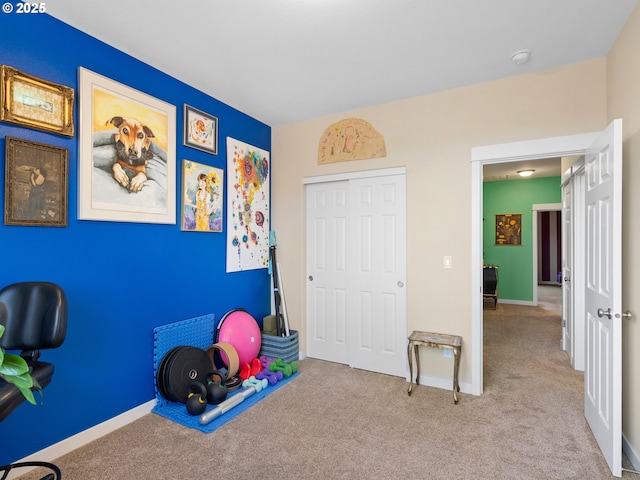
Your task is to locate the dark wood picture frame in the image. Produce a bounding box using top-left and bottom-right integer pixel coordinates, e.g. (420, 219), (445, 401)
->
(1, 65), (75, 137)
(495, 213), (522, 245)
(183, 104), (218, 155)
(4, 136), (68, 227)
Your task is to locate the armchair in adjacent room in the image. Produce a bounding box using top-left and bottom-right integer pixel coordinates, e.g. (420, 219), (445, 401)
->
(483, 265), (499, 309)
(0, 281), (68, 480)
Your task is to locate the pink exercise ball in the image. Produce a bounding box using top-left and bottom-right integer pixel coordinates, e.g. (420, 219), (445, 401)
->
(217, 309), (262, 366)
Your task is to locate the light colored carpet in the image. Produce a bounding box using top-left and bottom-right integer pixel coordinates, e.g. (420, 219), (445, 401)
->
(16, 293), (635, 479)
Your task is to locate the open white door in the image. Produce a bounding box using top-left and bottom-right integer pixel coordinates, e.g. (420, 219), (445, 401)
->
(584, 119), (622, 477)
(561, 174), (573, 355)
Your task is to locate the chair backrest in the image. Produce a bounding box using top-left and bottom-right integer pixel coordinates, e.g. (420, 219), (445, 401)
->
(483, 266), (498, 295)
(0, 282), (67, 351)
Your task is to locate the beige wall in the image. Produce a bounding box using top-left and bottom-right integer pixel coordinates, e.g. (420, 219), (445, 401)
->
(272, 57), (606, 381)
(608, 2), (640, 459)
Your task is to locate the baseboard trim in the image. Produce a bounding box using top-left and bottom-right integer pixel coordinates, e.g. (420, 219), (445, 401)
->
(623, 433), (640, 472)
(498, 299), (535, 306)
(6, 399), (155, 480)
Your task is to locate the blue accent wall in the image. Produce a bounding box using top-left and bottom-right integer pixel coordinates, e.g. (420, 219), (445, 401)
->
(0, 14), (271, 464)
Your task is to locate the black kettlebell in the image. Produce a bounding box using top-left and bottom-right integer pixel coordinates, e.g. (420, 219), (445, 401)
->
(186, 381), (208, 415)
(206, 370), (228, 405)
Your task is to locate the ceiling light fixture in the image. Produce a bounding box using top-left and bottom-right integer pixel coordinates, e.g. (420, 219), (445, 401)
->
(511, 49), (531, 65)
(518, 169), (535, 177)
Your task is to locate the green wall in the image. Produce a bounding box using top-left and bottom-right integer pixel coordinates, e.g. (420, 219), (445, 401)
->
(483, 176), (561, 302)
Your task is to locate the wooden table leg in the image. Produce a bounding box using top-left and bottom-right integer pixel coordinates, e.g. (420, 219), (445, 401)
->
(414, 343), (421, 386)
(452, 346), (461, 404)
(407, 340), (414, 396)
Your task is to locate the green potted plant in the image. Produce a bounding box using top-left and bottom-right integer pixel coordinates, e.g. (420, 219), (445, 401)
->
(0, 324), (41, 405)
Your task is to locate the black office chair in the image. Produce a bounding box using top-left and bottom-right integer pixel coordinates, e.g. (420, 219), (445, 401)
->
(483, 265), (498, 309)
(0, 281), (68, 480)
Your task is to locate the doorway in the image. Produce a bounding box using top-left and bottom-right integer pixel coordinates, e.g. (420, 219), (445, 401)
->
(471, 122), (623, 477)
(533, 203), (562, 306)
(470, 131), (600, 396)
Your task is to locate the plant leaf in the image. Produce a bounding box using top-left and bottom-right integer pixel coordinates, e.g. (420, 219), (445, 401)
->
(0, 347), (4, 366)
(2, 371), (34, 390)
(0, 324), (5, 337)
(0, 353), (29, 376)
(17, 385), (36, 405)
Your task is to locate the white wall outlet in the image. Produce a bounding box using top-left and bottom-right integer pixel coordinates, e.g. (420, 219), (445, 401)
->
(443, 349), (452, 358)
(443, 256), (452, 269)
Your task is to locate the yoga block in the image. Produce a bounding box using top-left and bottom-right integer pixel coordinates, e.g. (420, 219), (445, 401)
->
(262, 314), (277, 332)
(260, 330), (299, 364)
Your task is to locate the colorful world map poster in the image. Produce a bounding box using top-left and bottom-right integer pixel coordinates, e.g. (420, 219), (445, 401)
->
(226, 137), (270, 272)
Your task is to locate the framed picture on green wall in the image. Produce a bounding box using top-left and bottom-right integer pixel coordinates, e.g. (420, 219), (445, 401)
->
(495, 213), (521, 245)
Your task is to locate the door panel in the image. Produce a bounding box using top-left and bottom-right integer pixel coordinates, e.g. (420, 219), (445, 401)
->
(348, 175), (406, 377)
(306, 181), (349, 364)
(584, 119), (622, 477)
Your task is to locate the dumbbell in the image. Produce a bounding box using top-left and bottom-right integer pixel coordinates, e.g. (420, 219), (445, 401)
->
(242, 375), (268, 393)
(256, 369), (282, 385)
(268, 359), (298, 378)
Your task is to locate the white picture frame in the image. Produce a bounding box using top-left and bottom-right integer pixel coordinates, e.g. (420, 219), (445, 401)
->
(78, 67), (176, 224)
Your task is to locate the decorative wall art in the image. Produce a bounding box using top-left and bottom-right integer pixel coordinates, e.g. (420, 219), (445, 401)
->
(4, 136), (68, 227)
(78, 67), (176, 224)
(183, 104), (218, 154)
(318, 118), (386, 164)
(181, 160), (223, 232)
(0, 65), (74, 137)
(495, 213), (522, 245)
(226, 137), (270, 272)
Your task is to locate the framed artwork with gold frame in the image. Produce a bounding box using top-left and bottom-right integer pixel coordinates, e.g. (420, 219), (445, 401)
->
(0, 65), (74, 137)
(495, 213), (522, 245)
(4, 136), (68, 227)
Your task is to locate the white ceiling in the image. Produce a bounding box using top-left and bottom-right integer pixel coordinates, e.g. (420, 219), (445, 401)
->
(47, 1), (637, 127)
(482, 157), (561, 182)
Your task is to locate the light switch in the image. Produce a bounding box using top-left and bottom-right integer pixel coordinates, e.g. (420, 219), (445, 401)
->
(444, 256), (452, 269)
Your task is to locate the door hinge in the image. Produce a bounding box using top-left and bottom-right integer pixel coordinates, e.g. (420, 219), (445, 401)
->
(562, 319), (566, 328)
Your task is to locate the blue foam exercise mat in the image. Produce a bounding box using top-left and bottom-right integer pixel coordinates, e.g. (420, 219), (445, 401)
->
(153, 314), (216, 407)
(152, 371), (299, 433)
(152, 313), (299, 433)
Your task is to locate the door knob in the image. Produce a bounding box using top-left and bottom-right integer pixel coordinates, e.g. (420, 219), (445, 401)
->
(397, 281), (404, 288)
(616, 310), (633, 320)
(308, 276), (313, 281)
(597, 308), (612, 319)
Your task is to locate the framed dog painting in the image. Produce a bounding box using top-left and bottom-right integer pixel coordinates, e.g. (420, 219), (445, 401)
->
(78, 67), (176, 224)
